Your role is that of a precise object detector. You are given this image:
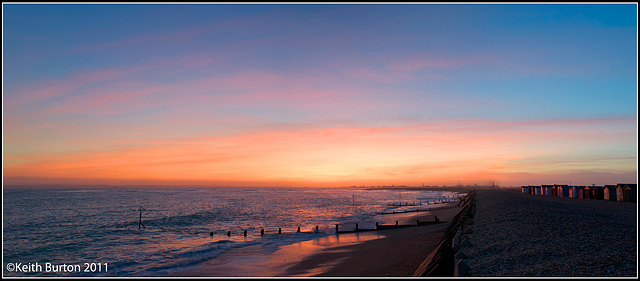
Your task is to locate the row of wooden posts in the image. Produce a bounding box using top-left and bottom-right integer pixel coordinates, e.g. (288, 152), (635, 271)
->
(210, 226), (315, 237)
(388, 198), (459, 207)
(380, 202), (459, 215)
(208, 196), (464, 237)
(209, 216), (444, 237)
(380, 196), (463, 215)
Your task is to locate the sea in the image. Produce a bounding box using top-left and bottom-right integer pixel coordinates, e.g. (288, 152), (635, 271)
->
(2, 186), (461, 277)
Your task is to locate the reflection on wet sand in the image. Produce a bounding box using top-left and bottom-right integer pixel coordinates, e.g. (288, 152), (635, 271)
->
(311, 232), (386, 247)
(166, 231), (387, 277)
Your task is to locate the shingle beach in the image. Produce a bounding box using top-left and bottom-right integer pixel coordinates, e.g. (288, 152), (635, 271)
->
(465, 188), (637, 277)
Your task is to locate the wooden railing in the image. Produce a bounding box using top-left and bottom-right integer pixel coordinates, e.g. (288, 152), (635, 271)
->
(412, 190), (476, 277)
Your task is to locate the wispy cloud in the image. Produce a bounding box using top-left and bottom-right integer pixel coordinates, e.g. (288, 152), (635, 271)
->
(4, 115), (635, 186)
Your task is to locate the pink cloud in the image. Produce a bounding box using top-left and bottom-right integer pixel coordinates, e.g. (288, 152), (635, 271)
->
(5, 115), (635, 186)
(386, 53), (484, 72)
(340, 53), (488, 84)
(8, 113), (634, 186)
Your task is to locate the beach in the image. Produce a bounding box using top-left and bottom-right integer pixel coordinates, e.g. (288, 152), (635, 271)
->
(465, 188), (637, 277)
(168, 199), (464, 277)
(169, 187), (637, 277)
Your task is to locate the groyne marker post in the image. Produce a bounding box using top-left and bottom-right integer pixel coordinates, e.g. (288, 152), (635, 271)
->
(138, 206), (146, 230)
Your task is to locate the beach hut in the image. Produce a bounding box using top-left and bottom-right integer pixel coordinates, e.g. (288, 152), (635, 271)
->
(603, 185), (617, 201)
(569, 186), (577, 198)
(553, 184), (562, 197)
(588, 186), (603, 200)
(585, 186), (599, 199)
(625, 184), (637, 203)
(583, 186), (591, 199)
(534, 186), (542, 195)
(528, 185), (536, 195)
(521, 186), (530, 194)
(538, 185), (551, 196)
(616, 184), (637, 203)
(554, 185), (570, 197)
(574, 186), (586, 199)
(595, 186), (606, 200)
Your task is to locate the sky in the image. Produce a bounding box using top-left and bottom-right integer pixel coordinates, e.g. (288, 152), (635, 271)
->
(2, 3), (638, 187)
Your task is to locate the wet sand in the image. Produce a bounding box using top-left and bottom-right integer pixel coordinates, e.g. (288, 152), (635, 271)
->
(168, 202), (463, 277)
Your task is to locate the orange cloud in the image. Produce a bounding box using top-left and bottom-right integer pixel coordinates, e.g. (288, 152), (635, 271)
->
(5, 115), (635, 187)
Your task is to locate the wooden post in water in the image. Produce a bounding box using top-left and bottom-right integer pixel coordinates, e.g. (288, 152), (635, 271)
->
(336, 224), (339, 233)
(261, 229), (264, 236)
(278, 228), (282, 234)
(244, 230), (247, 237)
(227, 231), (231, 236)
(355, 223), (359, 230)
(297, 227), (301, 232)
(138, 206), (146, 230)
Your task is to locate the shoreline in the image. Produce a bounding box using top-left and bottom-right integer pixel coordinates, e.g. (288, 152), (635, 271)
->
(167, 201), (463, 277)
(166, 188), (637, 277)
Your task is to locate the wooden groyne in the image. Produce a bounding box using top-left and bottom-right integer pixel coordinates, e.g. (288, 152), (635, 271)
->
(413, 190), (476, 277)
(387, 197), (462, 207)
(213, 195), (464, 238)
(379, 197), (462, 215)
(336, 217), (443, 234)
(216, 217), (446, 237)
(379, 204), (458, 215)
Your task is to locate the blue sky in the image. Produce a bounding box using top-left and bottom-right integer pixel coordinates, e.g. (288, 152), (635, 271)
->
(3, 3), (637, 186)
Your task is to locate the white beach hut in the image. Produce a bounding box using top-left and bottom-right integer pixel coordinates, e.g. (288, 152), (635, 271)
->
(616, 184), (637, 203)
(603, 185), (617, 201)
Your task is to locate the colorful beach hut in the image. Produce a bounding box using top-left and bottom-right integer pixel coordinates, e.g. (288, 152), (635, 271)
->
(522, 186), (530, 194)
(569, 186), (577, 198)
(534, 186), (542, 195)
(587, 186), (605, 200)
(583, 186), (591, 199)
(542, 185), (553, 196)
(555, 184), (570, 197)
(587, 186), (599, 199)
(573, 186), (586, 199)
(585, 186), (598, 199)
(603, 185), (617, 201)
(616, 184), (637, 203)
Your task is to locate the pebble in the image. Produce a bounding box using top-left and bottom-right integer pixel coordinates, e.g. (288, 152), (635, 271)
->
(463, 189), (637, 277)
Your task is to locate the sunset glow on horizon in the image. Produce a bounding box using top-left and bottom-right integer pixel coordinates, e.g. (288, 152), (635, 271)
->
(3, 3), (638, 187)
